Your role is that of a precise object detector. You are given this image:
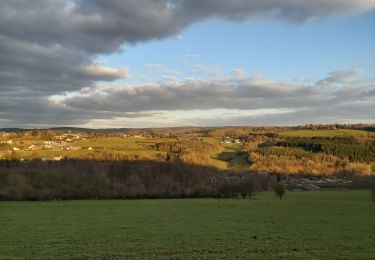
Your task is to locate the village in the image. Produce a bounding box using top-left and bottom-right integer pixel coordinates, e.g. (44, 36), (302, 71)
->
(220, 136), (242, 144)
(0, 129), (246, 162)
(0, 130), (159, 161)
(0, 132), (84, 161)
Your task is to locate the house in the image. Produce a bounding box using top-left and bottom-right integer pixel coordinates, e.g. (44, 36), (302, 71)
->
(234, 139), (241, 144)
(6, 140), (13, 145)
(43, 142), (60, 150)
(28, 144), (39, 151)
(44, 144), (54, 150)
(88, 147), (93, 150)
(12, 147), (20, 151)
(42, 156), (62, 161)
(70, 146), (81, 151)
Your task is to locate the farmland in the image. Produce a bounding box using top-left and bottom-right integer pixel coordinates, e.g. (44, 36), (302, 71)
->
(2, 137), (174, 161)
(1, 191), (374, 259)
(1, 125), (375, 177)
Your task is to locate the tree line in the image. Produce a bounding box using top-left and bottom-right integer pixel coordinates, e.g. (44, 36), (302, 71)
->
(0, 159), (275, 201)
(277, 137), (375, 163)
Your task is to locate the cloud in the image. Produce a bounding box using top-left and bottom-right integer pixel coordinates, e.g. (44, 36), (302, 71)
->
(1, 69), (374, 127)
(0, 35), (126, 97)
(60, 69), (372, 112)
(3, 1), (373, 54)
(232, 69), (248, 80)
(316, 69), (360, 86)
(0, 69), (366, 127)
(83, 65), (129, 80)
(187, 100), (375, 126)
(0, 1), (374, 127)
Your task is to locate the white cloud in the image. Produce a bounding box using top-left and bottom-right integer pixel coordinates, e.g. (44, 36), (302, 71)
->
(83, 65), (129, 80)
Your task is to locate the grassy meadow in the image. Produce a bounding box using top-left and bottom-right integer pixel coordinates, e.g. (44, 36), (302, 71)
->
(210, 143), (249, 171)
(14, 137), (175, 160)
(1, 191), (374, 259)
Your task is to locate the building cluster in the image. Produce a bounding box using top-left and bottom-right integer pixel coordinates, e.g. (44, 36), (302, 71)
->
(220, 136), (242, 144)
(0, 140), (82, 152)
(0, 132), (90, 161)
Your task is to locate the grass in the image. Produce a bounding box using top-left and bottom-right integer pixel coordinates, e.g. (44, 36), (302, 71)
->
(210, 148), (229, 170)
(12, 137), (174, 160)
(2, 191), (373, 259)
(76, 137), (174, 150)
(279, 129), (375, 137)
(211, 143), (250, 171)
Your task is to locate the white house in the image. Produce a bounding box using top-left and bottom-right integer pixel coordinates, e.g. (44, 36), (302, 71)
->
(28, 144), (39, 151)
(53, 156), (62, 161)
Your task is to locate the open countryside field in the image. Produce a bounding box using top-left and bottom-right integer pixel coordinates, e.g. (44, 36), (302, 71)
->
(13, 137), (175, 160)
(279, 129), (375, 137)
(75, 137), (175, 150)
(1, 191), (374, 259)
(210, 143), (249, 171)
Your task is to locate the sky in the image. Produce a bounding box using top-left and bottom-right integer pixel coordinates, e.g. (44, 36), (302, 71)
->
(0, 0), (374, 128)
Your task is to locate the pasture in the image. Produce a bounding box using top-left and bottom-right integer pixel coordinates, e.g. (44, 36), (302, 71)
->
(1, 191), (374, 259)
(14, 137), (174, 160)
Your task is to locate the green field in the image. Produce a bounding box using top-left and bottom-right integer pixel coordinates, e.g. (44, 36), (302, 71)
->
(76, 137), (174, 150)
(13, 137), (174, 160)
(210, 143), (250, 171)
(1, 191), (374, 259)
(279, 129), (375, 137)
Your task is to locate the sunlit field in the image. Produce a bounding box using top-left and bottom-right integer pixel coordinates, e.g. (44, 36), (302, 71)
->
(1, 191), (374, 259)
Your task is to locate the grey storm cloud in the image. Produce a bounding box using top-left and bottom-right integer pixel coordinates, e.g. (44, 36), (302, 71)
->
(61, 70), (374, 113)
(0, 0), (374, 126)
(1, 69), (374, 127)
(2, 0), (373, 53)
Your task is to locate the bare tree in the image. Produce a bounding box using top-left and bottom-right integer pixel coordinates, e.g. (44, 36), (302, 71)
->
(274, 184), (286, 200)
(370, 187), (375, 202)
